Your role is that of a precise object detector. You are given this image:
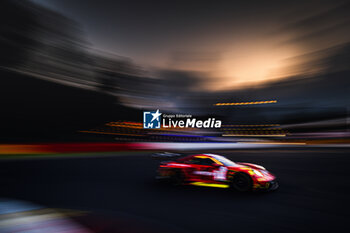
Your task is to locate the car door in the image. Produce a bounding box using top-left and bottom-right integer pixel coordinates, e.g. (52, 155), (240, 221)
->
(188, 157), (217, 182)
(196, 157), (229, 183)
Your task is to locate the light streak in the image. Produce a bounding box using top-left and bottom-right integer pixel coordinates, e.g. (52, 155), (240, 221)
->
(215, 100), (277, 106)
(189, 182), (229, 188)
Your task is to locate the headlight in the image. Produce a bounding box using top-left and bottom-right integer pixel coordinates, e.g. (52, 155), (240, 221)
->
(253, 169), (263, 177)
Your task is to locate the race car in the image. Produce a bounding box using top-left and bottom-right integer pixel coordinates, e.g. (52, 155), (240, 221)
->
(156, 153), (278, 192)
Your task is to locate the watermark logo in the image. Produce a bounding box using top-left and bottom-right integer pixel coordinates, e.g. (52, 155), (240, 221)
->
(143, 110), (222, 129)
(143, 109), (162, 129)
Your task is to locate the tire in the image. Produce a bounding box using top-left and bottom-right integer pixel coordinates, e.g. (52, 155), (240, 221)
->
(231, 173), (253, 192)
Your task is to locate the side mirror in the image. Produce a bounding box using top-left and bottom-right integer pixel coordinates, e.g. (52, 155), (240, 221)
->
(212, 163), (221, 168)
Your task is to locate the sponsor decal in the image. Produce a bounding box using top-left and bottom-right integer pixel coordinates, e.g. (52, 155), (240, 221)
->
(193, 171), (213, 176)
(193, 167), (228, 181)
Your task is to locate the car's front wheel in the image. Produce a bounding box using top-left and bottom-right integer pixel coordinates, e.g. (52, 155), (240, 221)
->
(231, 173), (252, 192)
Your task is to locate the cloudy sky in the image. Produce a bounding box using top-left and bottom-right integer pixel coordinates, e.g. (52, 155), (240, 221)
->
(33, 0), (350, 90)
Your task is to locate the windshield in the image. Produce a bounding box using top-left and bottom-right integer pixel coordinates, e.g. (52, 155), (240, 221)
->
(205, 154), (237, 167)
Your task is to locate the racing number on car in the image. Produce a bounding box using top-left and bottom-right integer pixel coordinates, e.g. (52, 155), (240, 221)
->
(213, 166), (228, 181)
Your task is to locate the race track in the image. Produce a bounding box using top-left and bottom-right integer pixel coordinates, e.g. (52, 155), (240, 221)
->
(1, 148), (349, 233)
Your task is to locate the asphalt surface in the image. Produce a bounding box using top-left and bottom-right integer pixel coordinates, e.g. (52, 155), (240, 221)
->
(1, 148), (350, 233)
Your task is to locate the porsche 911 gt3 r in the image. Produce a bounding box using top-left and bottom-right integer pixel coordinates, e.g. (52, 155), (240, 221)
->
(156, 153), (278, 192)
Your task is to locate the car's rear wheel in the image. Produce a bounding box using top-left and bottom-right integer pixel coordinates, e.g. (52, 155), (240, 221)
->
(171, 170), (184, 186)
(231, 173), (252, 192)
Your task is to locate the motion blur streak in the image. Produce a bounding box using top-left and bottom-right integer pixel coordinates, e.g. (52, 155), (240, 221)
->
(0, 0), (350, 232)
(0, 199), (91, 232)
(222, 134), (286, 137)
(222, 124), (280, 127)
(189, 182), (229, 189)
(0, 0), (349, 146)
(215, 100), (278, 106)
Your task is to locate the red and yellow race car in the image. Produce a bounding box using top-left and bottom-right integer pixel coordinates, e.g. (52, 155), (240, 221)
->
(156, 153), (278, 192)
